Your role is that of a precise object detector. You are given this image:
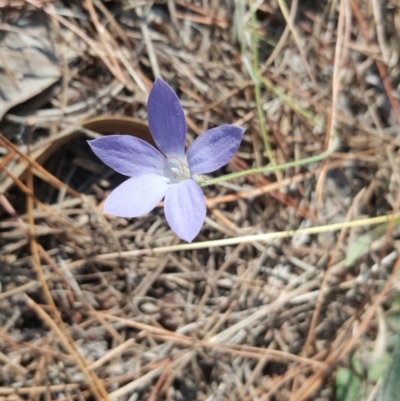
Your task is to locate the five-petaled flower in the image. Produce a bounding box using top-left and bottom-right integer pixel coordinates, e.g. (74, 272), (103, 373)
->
(88, 78), (244, 242)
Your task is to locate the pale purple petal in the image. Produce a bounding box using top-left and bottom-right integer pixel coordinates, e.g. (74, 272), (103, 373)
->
(104, 174), (168, 217)
(187, 125), (244, 175)
(147, 78), (187, 158)
(88, 135), (165, 177)
(164, 179), (206, 242)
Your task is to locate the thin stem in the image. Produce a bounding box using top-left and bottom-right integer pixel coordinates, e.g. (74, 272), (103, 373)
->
(258, 75), (320, 125)
(237, 0), (246, 56)
(84, 213), (400, 258)
(248, 0), (275, 164)
(200, 135), (338, 186)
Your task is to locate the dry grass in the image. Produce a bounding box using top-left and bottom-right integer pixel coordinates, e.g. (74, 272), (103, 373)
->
(1, 1), (400, 400)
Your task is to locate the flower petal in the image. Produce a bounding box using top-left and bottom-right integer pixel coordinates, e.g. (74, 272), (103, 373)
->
(147, 78), (187, 158)
(88, 135), (165, 177)
(164, 179), (206, 242)
(187, 125), (245, 174)
(104, 174), (168, 217)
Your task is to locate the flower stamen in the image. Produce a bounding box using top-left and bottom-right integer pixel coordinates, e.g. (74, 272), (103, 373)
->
(164, 157), (191, 183)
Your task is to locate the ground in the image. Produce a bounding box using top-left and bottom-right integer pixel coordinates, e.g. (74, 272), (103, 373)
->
(0, 1), (400, 400)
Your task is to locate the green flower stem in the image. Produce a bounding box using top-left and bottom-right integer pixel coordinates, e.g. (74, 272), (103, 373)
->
(199, 135), (338, 187)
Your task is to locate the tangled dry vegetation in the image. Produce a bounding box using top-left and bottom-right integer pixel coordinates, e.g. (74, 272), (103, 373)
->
(1, 0), (400, 400)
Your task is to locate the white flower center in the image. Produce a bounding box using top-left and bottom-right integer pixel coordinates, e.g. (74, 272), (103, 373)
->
(164, 157), (191, 184)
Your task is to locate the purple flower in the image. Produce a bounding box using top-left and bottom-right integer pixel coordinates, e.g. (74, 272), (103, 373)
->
(88, 78), (244, 242)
